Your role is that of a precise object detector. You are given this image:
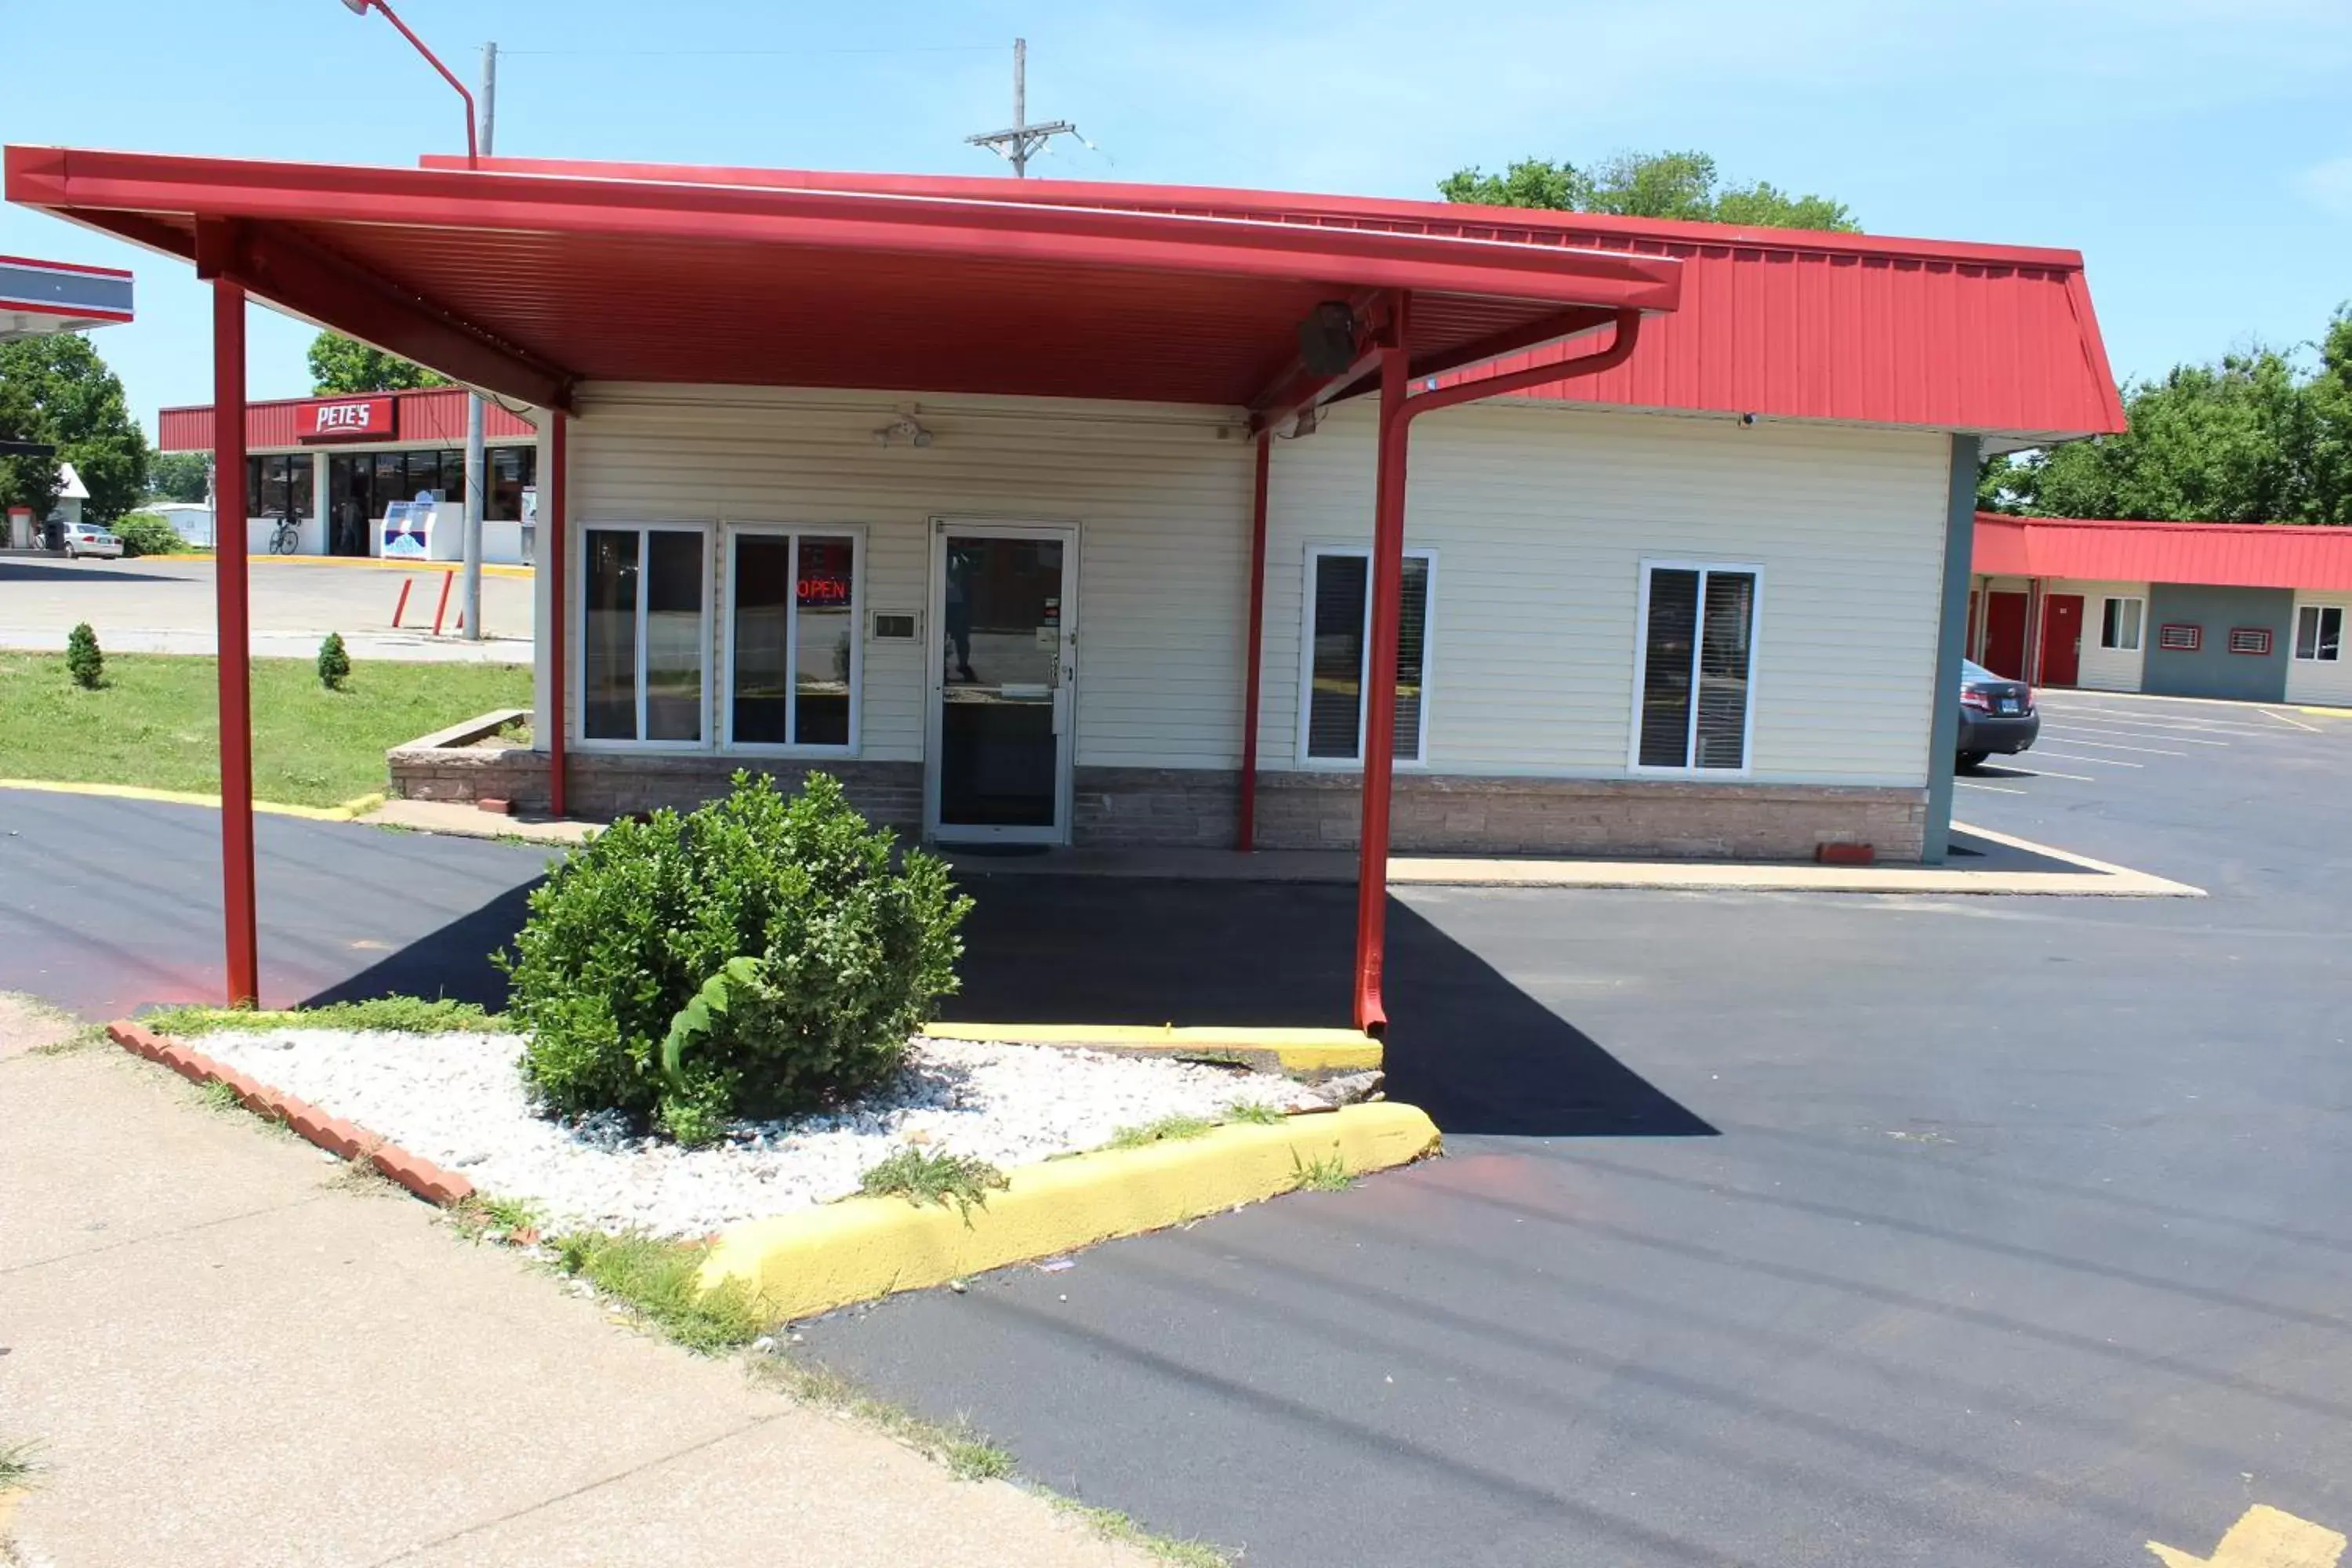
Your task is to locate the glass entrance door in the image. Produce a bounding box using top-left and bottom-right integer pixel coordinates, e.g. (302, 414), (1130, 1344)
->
(928, 524), (1076, 842)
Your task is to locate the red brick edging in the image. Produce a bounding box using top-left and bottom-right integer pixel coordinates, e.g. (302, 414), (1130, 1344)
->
(107, 1021), (475, 1207)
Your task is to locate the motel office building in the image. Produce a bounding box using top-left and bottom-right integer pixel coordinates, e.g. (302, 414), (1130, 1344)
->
(39, 151), (2128, 864)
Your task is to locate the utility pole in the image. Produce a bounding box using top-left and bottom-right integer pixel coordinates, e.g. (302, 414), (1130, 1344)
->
(459, 38), (495, 641)
(964, 38), (1080, 177)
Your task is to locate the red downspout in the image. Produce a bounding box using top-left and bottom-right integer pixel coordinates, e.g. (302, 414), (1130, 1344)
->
(212, 279), (260, 1007)
(1352, 307), (1643, 1035)
(1236, 430), (1271, 850)
(546, 412), (568, 817)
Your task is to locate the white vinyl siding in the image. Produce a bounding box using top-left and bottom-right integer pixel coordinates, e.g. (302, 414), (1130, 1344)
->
(2062, 579), (2149, 692)
(1259, 403), (1950, 786)
(2287, 592), (2352, 706)
(566, 386), (1250, 768)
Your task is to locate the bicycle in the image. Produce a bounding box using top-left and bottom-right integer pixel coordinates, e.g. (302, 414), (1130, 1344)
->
(270, 518), (301, 556)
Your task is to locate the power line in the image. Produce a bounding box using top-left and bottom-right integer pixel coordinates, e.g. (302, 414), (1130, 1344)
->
(964, 38), (1084, 179)
(499, 44), (1002, 58)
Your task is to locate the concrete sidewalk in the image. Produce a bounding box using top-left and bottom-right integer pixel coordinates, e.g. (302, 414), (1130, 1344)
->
(0, 1005), (1145, 1568)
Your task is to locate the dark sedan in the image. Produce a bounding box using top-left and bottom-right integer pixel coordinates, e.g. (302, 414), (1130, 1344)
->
(1957, 658), (2038, 768)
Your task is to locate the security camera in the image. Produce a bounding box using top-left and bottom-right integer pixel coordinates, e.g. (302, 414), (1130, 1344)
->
(1738, 412), (1758, 427)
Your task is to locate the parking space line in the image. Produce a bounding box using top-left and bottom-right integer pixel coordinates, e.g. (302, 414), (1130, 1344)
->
(2045, 721), (2228, 747)
(2004, 765), (2098, 781)
(2038, 734), (2191, 757)
(2051, 710), (2268, 737)
(2259, 708), (2324, 733)
(1955, 780), (2027, 793)
(2034, 749), (2143, 767)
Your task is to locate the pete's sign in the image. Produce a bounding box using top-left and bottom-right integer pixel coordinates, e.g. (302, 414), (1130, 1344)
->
(299, 396), (395, 442)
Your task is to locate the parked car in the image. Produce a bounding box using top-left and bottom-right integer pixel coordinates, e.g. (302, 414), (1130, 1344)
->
(63, 523), (123, 560)
(1957, 657), (2037, 768)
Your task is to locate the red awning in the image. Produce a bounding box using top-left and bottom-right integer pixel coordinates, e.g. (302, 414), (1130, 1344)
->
(5, 145), (1682, 415)
(1976, 514), (2352, 592)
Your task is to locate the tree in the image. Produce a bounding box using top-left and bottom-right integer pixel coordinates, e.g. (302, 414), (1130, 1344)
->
(1439, 151), (1860, 232)
(1979, 308), (2352, 525)
(307, 331), (450, 394)
(147, 449), (210, 503)
(0, 334), (150, 525)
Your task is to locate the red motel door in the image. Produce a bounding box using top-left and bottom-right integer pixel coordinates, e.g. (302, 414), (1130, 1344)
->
(2039, 593), (2083, 686)
(1982, 592), (2029, 678)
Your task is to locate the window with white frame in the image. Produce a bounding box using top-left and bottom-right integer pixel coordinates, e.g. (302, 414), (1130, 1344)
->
(1301, 546), (1433, 765)
(2100, 595), (2144, 652)
(725, 528), (861, 750)
(1634, 562), (1759, 772)
(2296, 603), (2343, 663)
(582, 525), (710, 743)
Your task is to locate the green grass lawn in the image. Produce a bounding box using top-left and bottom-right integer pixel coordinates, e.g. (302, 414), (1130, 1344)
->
(0, 652), (532, 808)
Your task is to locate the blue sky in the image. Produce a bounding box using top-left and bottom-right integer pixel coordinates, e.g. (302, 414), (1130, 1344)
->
(7, 0), (2350, 433)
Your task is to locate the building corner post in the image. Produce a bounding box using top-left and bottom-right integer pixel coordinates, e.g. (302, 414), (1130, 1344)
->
(1237, 430), (1271, 851)
(1924, 433), (1980, 865)
(212, 278), (260, 1005)
(1352, 341), (1411, 1034)
(546, 411), (568, 818)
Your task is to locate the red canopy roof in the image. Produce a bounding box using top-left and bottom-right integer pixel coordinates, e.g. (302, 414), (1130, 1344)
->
(6, 145), (1680, 416)
(157, 386), (538, 453)
(1975, 514), (2352, 592)
(7, 144), (2123, 439)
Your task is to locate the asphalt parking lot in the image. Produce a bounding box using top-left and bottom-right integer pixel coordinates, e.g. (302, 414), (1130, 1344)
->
(4, 691), (2348, 1566)
(0, 555), (534, 659)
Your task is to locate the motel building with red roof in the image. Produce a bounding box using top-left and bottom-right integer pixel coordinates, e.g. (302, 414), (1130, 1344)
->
(1970, 514), (2352, 706)
(9, 144), (2134, 1018)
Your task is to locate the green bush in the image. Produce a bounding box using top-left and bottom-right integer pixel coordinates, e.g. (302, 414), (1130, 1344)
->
(111, 512), (183, 558)
(499, 772), (971, 1142)
(317, 631), (351, 690)
(65, 622), (103, 689)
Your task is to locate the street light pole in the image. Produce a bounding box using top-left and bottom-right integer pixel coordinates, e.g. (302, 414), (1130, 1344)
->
(337, 0), (477, 169)
(459, 39), (496, 641)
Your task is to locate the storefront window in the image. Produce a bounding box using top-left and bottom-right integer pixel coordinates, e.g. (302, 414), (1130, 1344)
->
(584, 525), (707, 743)
(724, 528), (858, 750)
(488, 446), (536, 522)
(244, 455), (311, 523)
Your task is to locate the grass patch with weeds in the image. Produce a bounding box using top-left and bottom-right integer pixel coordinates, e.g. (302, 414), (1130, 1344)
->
(448, 1192), (543, 1243)
(0, 651), (532, 808)
(1048, 1497), (1235, 1567)
(857, 1145), (1009, 1221)
(198, 1078), (244, 1112)
(28, 1023), (109, 1058)
(0, 1439), (41, 1491)
(1105, 1113), (1219, 1149)
(1222, 1099), (1285, 1126)
(141, 996), (501, 1038)
(1290, 1149), (1353, 1192)
(755, 1356), (1015, 1481)
(553, 1231), (768, 1355)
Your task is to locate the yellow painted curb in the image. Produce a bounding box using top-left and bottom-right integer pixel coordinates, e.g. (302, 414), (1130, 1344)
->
(0, 778), (376, 821)
(699, 1102), (1441, 1322)
(920, 1021), (1381, 1075)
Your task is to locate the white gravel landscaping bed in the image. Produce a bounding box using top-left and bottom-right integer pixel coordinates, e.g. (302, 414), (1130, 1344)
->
(191, 1027), (1316, 1238)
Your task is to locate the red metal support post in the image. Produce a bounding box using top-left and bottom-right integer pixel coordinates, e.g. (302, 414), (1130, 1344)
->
(546, 412), (568, 817)
(1352, 342), (1412, 1035)
(212, 278), (260, 1006)
(1236, 430), (1272, 850)
(1350, 307), (1644, 1035)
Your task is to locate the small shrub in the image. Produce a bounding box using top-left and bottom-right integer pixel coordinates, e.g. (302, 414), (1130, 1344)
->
(858, 1145), (1008, 1218)
(64, 622), (103, 689)
(317, 631), (351, 690)
(111, 511), (184, 558)
(500, 772), (971, 1141)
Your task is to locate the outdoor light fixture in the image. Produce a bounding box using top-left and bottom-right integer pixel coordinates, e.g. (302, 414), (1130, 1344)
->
(873, 414), (935, 448)
(1297, 300), (1360, 377)
(338, 0), (478, 169)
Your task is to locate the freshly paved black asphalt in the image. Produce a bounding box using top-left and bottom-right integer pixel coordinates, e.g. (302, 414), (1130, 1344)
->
(4, 692), (2348, 1565)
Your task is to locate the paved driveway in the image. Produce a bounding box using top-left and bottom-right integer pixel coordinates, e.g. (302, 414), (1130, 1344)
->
(805, 695), (2352, 1567)
(3, 694), (2349, 1565)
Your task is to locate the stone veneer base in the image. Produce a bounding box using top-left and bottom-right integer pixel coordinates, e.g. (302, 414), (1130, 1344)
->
(389, 728), (1926, 862)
